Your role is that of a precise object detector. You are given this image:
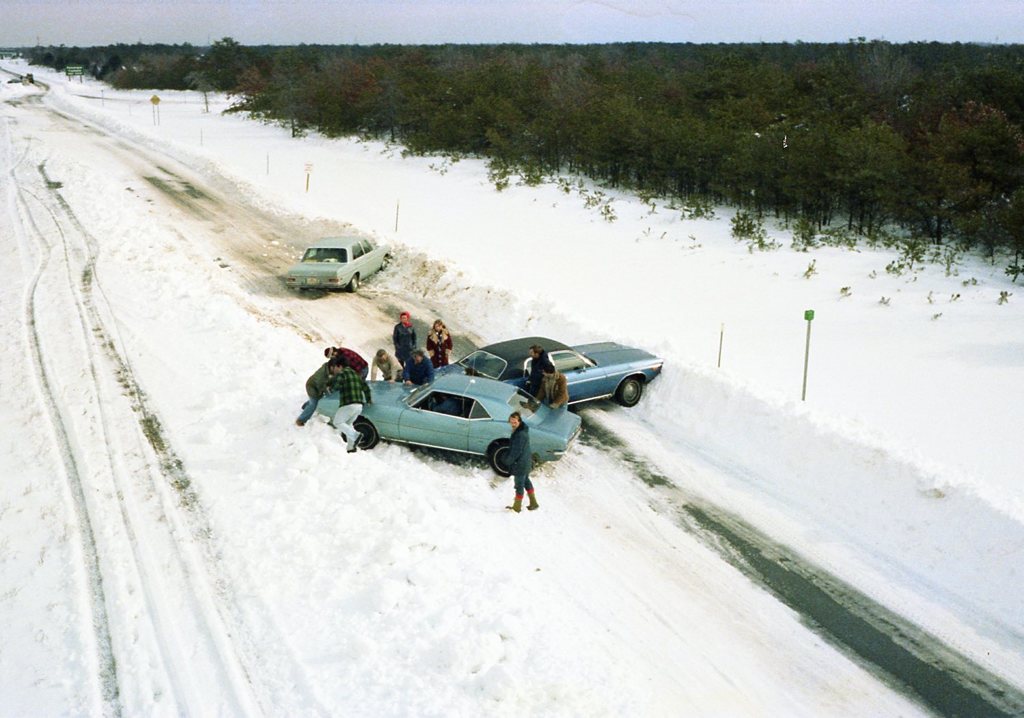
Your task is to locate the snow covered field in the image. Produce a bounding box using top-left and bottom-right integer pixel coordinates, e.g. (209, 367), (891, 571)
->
(2, 63), (1022, 716)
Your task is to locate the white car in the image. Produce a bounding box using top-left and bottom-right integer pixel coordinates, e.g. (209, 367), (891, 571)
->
(285, 236), (390, 292)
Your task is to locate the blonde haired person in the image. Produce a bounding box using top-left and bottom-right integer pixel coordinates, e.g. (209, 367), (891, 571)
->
(426, 319), (453, 369)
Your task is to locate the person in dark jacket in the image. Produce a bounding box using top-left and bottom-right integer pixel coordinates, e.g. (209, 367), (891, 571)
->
(296, 356), (345, 427)
(403, 349), (436, 386)
(393, 311), (417, 368)
(527, 344), (554, 396)
(536, 363), (569, 409)
(325, 346), (369, 379)
(426, 319), (453, 369)
(331, 363), (372, 452)
(505, 412), (538, 512)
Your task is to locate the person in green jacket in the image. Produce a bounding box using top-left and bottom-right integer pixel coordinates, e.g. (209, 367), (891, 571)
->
(296, 356), (345, 427)
(331, 362), (373, 452)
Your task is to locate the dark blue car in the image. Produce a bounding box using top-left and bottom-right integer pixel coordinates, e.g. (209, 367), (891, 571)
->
(441, 336), (664, 407)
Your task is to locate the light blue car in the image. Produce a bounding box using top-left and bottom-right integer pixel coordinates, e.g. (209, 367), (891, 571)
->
(316, 374), (581, 476)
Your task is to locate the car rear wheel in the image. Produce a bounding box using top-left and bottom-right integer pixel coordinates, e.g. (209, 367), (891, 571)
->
(614, 376), (644, 407)
(347, 273), (360, 292)
(488, 440), (511, 477)
(354, 417), (379, 450)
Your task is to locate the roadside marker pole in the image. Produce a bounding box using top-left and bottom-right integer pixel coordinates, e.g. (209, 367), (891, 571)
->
(801, 309), (814, 401)
(394, 199), (400, 232)
(717, 322), (724, 368)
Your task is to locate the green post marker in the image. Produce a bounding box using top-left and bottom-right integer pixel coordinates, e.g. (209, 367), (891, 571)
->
(802, 309), (814, 401)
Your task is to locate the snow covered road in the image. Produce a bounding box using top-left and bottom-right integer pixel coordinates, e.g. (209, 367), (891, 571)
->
(2, 67), (1022, 716)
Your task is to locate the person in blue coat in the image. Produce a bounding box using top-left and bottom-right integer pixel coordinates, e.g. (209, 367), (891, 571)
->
(393, 311), (417, 368)
(505, 412), (539, 512)
(403, 350), (436, 386)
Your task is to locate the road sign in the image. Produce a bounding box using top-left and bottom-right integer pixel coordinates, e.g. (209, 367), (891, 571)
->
(804, 309), (815, 321)
(65, 65), (85, 76)
(150, 95), (161, 105)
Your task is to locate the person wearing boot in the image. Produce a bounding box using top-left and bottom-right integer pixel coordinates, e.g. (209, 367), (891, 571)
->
(505, 412), (539, 513)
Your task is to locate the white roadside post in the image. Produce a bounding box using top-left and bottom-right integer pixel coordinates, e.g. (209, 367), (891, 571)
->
(801, 309), (814, 401)
(717, 322), (725, 368)
(304, 162), (313, 192)
(394, 199), (400, 232)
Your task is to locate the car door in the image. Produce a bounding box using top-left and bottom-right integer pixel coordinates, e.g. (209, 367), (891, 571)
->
(398, 390), (470, 451)
(465, 398), (504, 455)
(549, 349), (610, 402)
(360, 239), (385, 276)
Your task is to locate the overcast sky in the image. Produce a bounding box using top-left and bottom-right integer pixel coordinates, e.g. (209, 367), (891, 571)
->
(2, 0), (1023, 47)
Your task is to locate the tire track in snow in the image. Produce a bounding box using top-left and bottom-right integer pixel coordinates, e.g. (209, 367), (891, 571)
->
(5, 132), (122, 717)
(30, 159), (329, 716)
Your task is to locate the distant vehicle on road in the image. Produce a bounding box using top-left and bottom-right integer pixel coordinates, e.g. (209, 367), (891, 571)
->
(285, 236), (389, 293)
(441, 336), (664, 408)
(316, 373), (581, 476)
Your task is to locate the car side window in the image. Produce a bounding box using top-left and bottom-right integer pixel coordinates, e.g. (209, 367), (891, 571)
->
(360, 240), (373, 255)
(468, 401), (491, 420)
(551, 350), (586, 372)
(351, 243), (364, 259)
(415, 391), (465, 418)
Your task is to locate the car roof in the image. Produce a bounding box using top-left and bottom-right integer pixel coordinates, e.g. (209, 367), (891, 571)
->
(478, 337), (572, 362)
(430, 373), (517, 400)
(307, 236), (371, 250)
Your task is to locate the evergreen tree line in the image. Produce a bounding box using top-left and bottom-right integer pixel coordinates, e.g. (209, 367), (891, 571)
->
(26, 39), (1024, 277)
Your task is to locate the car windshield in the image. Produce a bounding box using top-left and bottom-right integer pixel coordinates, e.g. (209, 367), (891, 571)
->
(508, 389), (538, 418)
(302, 247), (348, 263)
(458, 350), (508, 380)
(403, 383), (431, 406)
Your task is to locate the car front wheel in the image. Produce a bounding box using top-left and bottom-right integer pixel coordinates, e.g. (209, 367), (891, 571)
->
(614, 376), (644, 407)
(354, 417), (379, 449)
(488, 440), (511, 477)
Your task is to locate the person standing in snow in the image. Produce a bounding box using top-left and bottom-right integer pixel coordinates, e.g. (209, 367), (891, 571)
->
(325, 346), (369, 379)
(393, 311), (417, 368)
(370, 348), (402, 382)
(505, 412), (538, 513)
(535, 363), (569, 409)
(426, 319), (453, 369)
(296, 355), (345, 427)
(403, 349), (435, 386)
(527, 344), (554, 396)
(331, 361), (373, 453)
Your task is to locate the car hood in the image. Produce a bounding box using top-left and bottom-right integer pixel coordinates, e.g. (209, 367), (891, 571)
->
(287, 262), (347, 278)
(574, 341), (661, 367)
(316, 379), (412, 418)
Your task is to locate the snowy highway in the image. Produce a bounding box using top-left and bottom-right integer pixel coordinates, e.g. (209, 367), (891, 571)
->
(3, 67), (1024, 716)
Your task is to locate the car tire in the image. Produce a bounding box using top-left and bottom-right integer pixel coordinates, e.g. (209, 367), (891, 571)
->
(614, 376), (644, 407)
(354, 417), (379, 450)
(347, 273), (360, 292)
(487, 440), (512, 477)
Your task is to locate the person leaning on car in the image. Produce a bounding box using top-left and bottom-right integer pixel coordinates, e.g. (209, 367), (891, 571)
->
(296, 355), (345, 427)
(535, 363), (569, 409)
(371, 348), (402, 382)
(527, 344), (554, 396)
(325, 346), (369, 379)
(403, 349), (436, 386)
